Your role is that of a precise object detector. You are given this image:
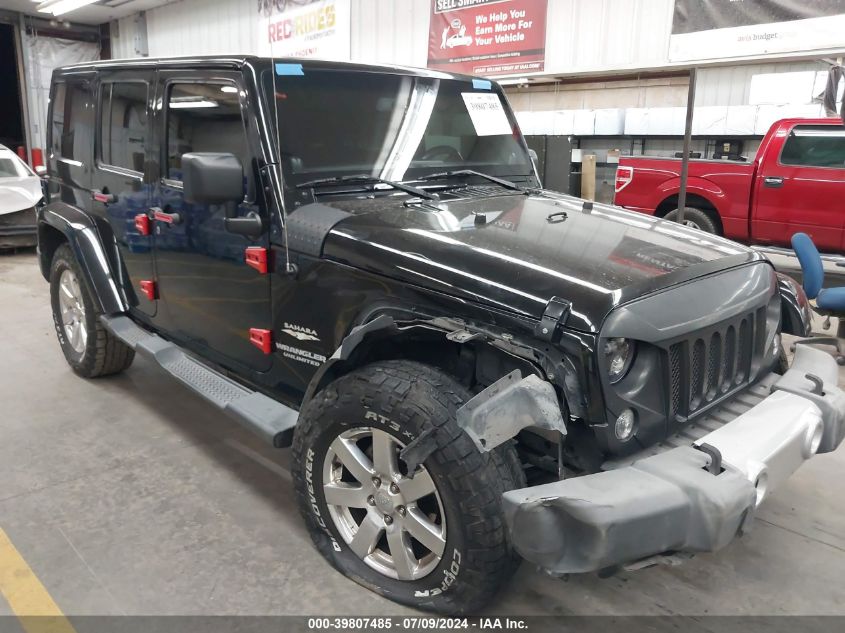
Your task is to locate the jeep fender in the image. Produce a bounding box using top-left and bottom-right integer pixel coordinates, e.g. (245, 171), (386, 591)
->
(302, 314), (570, 450)
(38, 204), (128, 314)
(777, 272), (812, 337)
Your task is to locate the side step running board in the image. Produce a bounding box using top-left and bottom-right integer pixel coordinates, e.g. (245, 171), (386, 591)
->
(102, 315), (298, 448)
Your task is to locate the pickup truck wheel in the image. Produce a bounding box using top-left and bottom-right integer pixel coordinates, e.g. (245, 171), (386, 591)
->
(49, 244), (135, 378)
(664, 207), (719, 234)
(292, 360), (525, 614)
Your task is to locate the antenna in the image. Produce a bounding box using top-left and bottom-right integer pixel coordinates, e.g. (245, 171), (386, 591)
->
(267, 4), (294, 276)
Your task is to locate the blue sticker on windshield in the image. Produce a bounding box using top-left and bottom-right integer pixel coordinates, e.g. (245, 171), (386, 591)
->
(472, 79), (492, 90)
(276, 63), (304, 76)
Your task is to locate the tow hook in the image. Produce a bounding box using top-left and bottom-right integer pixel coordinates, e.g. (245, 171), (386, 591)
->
(697, 442), (723, 475)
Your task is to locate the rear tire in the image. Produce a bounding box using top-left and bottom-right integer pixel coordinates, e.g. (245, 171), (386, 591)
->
(664, 207), (719, 234)
(49, 244), (134, 377)
(292, 361), (525, 614)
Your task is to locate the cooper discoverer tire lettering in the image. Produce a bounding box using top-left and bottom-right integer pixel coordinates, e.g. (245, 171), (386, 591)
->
(291, 360), (525, 614)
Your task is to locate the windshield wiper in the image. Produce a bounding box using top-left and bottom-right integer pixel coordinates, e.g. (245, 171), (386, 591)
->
(418, 169), (524, 192)
(296, 174), (439, 201)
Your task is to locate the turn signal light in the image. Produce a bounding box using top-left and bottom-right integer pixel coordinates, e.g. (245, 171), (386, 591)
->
(135, 214), (151, 236)
(245, 247), (269, 274)
(139, 280), (157, 301)
(249, 328), (273, 355)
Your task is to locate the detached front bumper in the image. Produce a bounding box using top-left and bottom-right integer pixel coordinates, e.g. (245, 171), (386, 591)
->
(503, 345), (845, 575)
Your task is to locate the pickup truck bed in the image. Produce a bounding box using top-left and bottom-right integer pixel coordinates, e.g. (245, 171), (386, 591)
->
(614, 118), (845, 253)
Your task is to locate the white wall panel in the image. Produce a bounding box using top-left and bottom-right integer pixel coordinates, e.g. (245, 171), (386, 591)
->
(112, 15), (141, 59)
(544, 0), (674, 77)
(146, 0), (254, 57)
(695, 61), (826, 107)
(351, 0), (429, 67)
(116, 0), (431, 64)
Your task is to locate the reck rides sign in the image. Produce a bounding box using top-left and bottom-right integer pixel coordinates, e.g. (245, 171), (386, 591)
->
(428, 0), (548, 77)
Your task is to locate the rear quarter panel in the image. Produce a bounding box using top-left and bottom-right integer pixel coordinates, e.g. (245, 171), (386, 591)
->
(616, 157), (755, 240)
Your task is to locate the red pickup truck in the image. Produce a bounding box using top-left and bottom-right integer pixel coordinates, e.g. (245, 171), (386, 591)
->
(614, 118), (845, 252)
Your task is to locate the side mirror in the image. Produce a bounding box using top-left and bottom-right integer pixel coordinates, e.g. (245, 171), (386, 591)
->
(35, 165), (47, 176)
(182, 152), (244, 216)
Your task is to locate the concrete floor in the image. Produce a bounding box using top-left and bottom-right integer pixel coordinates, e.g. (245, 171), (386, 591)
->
(1, 249), (844, 617)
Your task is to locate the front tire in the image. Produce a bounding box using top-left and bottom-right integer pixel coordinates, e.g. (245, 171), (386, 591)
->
(292, 361), (524, 614)
(49, 244), (134, 377)
(664, 207), (719, 234)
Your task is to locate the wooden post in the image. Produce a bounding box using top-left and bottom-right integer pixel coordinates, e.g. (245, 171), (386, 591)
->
(581, 154), (596, 201)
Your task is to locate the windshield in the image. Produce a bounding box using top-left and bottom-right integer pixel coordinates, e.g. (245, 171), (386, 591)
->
(262, 67), (533, 188)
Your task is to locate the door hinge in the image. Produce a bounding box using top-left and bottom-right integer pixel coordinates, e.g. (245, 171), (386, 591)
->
(535, 296), (570, 342)
(135, 213), (151, 236)
(139, 280), (157, 301)
(249, 328), (273, 355)
(245, 247), (269, 274)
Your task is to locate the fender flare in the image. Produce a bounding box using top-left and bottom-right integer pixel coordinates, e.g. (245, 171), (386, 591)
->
(777, 272), (812, 337)
(301, 314), (407, 406)
(38, 204), (128, 315)
(302, 314), (573, 448)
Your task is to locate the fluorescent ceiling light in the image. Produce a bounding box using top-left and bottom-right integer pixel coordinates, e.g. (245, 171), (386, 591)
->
(169, 98), (219, 109)
(220, 86), (238, 94)
(37, 0), (99, 17)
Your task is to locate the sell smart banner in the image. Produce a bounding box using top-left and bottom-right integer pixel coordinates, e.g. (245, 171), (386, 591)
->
(257, 0), (350, 60)
(428, 0), (548, 77)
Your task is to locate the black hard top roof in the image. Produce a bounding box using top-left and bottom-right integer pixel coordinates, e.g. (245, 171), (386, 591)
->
(55, 55), (489, 84)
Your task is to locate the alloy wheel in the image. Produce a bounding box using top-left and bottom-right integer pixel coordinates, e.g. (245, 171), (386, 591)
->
(322, 427), (447, 581)
(58, 269), (87, 354)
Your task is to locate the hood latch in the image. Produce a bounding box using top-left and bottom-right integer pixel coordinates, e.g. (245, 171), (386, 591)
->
(535, 296), (571, 343)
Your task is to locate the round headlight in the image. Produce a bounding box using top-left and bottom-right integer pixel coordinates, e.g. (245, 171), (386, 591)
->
(604, 337), (635, 383)
(615, 409), (636, 442)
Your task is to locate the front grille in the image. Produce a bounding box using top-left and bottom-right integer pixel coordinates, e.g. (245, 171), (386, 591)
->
(667, 307), (768, 421)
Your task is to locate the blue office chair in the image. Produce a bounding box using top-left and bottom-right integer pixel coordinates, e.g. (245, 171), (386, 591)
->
(791, 232), (845, 365)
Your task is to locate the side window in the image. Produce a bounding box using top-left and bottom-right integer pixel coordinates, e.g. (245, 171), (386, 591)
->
(164, 82), (251, 196)
(781, 126), (845, 169)
(100, 82), (148, 173)
(50, 81), (90, 164)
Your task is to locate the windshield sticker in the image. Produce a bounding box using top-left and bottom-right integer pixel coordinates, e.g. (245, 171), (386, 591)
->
(275, 63), (304, 76)
(462, 92), (511, 136)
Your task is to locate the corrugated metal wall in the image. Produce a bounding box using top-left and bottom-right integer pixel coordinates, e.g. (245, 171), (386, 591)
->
(351, 0), (429, 67)
(113, 0), (679, 73)
(145, 0), (255, 57)
(695, 61), (827, 107)
(107, 0), (838, 139)
(544, 0), (674, 76)
(114, 0), (431, 62)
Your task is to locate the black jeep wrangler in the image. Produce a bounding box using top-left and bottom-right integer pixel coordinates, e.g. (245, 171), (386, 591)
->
(38, 56), (845, 614)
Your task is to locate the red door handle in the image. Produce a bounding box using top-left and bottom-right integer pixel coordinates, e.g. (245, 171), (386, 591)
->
(151, 207), (182, 225)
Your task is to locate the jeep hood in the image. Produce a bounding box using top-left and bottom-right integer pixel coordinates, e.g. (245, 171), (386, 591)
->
(321, 192), (761, 332)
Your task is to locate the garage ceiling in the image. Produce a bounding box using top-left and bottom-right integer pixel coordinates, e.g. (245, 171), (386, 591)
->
(0, 0), (175, 25)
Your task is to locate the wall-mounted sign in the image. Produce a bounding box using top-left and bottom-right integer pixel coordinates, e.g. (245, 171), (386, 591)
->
(670, 0), (845, 62)
(257, 0), (350, 60)
(428, 0), (548, 77)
